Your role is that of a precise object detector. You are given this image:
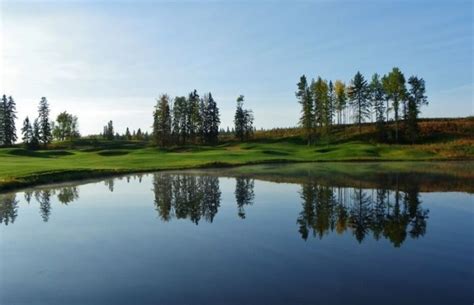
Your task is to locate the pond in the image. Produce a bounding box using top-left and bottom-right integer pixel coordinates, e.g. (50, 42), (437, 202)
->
(1, 162), (473, 305)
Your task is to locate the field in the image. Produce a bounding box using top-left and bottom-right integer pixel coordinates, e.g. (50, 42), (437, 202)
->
(0, 117), (472, 191)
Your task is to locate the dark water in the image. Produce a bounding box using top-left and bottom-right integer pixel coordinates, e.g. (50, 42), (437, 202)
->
(1, 162), (473, 305)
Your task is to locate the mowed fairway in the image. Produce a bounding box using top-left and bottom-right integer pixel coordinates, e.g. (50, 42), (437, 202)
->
(1, 139), (471, 190)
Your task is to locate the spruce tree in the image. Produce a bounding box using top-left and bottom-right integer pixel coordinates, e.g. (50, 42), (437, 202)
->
(153, 94), (172, 147)
(31, 119), (41, 149)
(0, 95), (6, 145)
(22, 117), (33, 148)
(204, 93), (220, 145)
(348, 71), (370, 134)
(3, 96), (17, 146)
(38, 97), (52, 145)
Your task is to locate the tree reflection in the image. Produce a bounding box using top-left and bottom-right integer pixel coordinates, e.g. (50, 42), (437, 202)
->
(0, 194), (19, 225)
(235, 177), (255, 219)
(35, 190), (52, 222)
(57, 187), (79, 205)
(152, 174), (221, 224)
(297, 182), (429, 247)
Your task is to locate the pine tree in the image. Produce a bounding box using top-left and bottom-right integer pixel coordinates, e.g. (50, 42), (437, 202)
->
(327, 80), (335, 130)
(234, 95), (246, 141)
(296, 75), (314, 145)
(103, 120), (114, 140)
(187, 90), (201, 143)
(311, 77), (329, 131)
(173, 96), (187, 145)
(2, 96), (18, 146)
(0, 95), (6, 145)
(153, 94), (172, 147)
(203, 92), (220, 145)
(125, 127), (131, 140)
(21, 117), (33, 148)
(406, 76), (428, 143)
(38, 97), (52, 145)
(370, 73), (386, 141)
(348, 71), (370, 134)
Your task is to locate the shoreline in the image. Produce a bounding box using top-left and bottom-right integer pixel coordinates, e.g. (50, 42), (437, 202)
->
(1, 157), (472, 193)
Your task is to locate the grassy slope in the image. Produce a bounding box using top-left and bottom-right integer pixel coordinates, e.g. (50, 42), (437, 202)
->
(0, 117), (472, 191)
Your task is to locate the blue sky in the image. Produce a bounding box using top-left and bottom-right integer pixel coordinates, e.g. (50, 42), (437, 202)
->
(1, 0), (472, 135)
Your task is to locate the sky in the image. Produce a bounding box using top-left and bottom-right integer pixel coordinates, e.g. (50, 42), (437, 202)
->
(1, 0), (473, 136)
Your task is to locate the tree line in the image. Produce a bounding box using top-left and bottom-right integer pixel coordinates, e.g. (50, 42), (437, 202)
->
(296, 67), (428, 144)
(0, 95), (80, 149)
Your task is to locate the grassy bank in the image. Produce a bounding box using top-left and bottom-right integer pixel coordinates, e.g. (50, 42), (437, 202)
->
(0, 138), (473, 192)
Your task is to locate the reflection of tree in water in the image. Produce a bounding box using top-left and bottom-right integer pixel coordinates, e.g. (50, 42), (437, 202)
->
(35, 190), (52, 222)
(153, 174), (221, 224)
(104, 179), (114, 192)
(235, 177), (255, 219)
(0, 194), (19, 225)
(297, 182), (429, 247)
(57, 187), (79, 205)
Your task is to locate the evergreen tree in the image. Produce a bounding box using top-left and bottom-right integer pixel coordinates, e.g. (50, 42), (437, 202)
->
(31, 118), (41, 149)
(172, 96), (187, 145)
(370, 73), (386, 141)
(187, 90), (201, 143)
(406, 76), (428, 143)
(0, 95), (6, 145)
(125, 127), (131, 140)
(21, 117), (33, 148)
(38, 97), (52, 145)
(234, 95), (246, 141)
(153, 94), (172, 147)
(327, 80), (335, 128)
(383, 68), (407, 142)
(103, 120), (114, 140)
(348, 71), (371, 133)
(334, 80), (347, 125)
(296, 75), (314, 145)
(2, 96), (18, 146)
(234, 95), (254, 141)
(202, 92), (220, 145)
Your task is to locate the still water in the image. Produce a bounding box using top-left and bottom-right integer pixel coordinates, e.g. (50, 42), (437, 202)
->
(1, 162), (473, 305)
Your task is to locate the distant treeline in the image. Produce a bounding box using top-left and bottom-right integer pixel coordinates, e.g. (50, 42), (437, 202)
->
(0, 67), (429, 148)
(296, 67), (428, 144)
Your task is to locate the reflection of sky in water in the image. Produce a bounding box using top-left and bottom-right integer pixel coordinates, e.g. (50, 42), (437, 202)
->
(0, 168), (473, 305)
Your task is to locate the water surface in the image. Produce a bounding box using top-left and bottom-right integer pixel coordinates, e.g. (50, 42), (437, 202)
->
(1, 162), (473, 305)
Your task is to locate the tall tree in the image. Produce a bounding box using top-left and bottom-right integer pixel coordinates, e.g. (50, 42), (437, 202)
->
(202, 92), (220, 145)
(38, 97), (52, 145)
(383, 68), (407, 142)
(103, 120), (114, 140)
(406, 76), (428, 143)
(327, 80), (335, 128)
(187, 90), (201, 144)
(172, 96), (188, 145)
(125, 127), (131, 140)
(0, 95), (6, 145)
(21, 117), (33, 148)
(234, 95), (246, 141)
(296, 75), (314, 145)
(52, 111), (80, 141)
(311, 77), (329, 132)
(153, 94), (172, 147)
(31, 119), (41, 148)
(2, 96), (17, 146)
(348, 71), (371, 133)
(370, 73), (386, 140)
(334, 80), (347, 125)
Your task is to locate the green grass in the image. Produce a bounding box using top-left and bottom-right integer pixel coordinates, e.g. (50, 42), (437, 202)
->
(0, 139), (472, 191)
